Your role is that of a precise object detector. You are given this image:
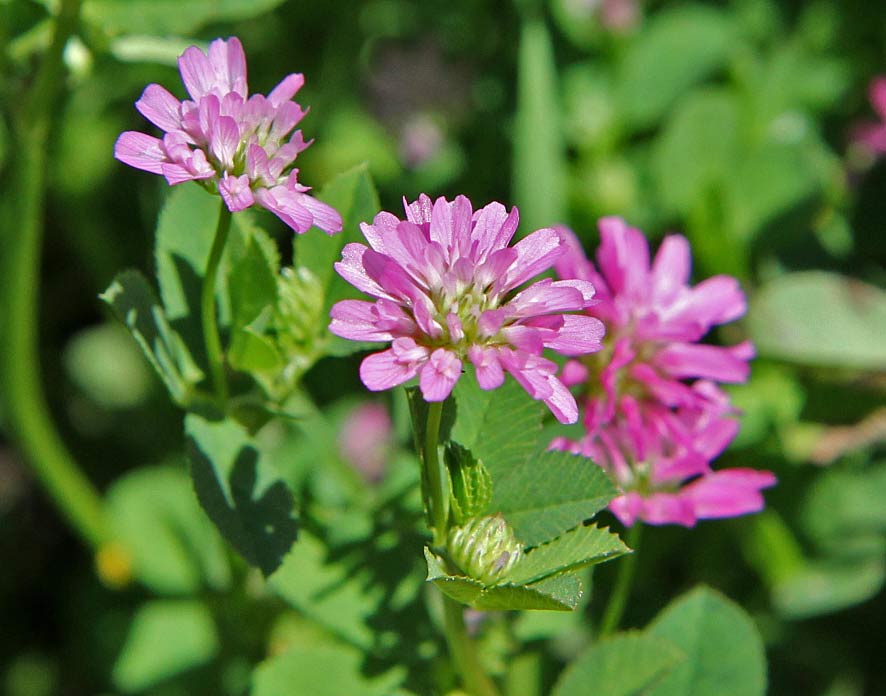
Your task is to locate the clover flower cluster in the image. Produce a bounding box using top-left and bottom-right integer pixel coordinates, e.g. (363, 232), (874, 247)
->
(115, 37), (341, 235)
(328, 194), (605, 423)
(550, 218), (774, 526)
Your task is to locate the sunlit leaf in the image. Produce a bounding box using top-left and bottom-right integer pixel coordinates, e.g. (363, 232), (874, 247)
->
(645, 587), (766, 696)
(84, 0), (287, 35)
(112, 600), (218, 693)
(552, 631), (685, 696)
(186, 414), (299, 575)
(749, 272), (886, 370)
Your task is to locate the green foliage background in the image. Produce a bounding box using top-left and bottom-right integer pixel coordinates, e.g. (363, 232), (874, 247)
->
(0, 0), (885, 694)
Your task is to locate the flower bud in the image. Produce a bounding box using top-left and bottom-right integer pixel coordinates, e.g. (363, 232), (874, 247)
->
(447, 514), (523, 585)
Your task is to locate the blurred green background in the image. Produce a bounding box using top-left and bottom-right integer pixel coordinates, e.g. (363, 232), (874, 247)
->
(1, 0), (885, 694)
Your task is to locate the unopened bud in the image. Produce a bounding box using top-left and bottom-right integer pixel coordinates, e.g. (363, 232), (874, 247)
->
(447, 514), (522, 585)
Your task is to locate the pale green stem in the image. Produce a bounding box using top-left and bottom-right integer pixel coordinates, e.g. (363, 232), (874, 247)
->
(423, 401), (448, 545)
(422, 400), (500, 696)
(598, 524), (643, 638)
(201, 203), (232, 404)
(0, 0), (107, 549)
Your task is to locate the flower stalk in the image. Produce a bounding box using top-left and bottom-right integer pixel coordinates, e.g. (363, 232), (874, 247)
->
(202, 203), (233, 404)
(598, 523), (643, 638)
(0, 0), (108, 549)
(421, 399), (500, 696)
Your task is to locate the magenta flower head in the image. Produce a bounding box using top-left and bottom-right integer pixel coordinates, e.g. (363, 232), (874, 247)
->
(114, 37), (342, 235)
(854, 76), (886, 155)
(328, 194), (606, 423)
(550, 217), (774, 526)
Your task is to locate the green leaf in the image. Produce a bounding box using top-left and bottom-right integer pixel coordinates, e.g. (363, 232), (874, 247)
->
(227, 229), (279, 338)
(505, 523), (629, 585)
(424, 549), (583, 611)
(268, 531), (385, 650)
(63, 322), (153, 409)
(802, 462), (886, 544)
(451, 372), (546, 477)
(100, 270), (204, 407)
(293, 164), (380, 356)
(252, 640), (405, 696)
(186, 414), (299, 575)
(112, 600), (218, 693)
(616, 5), (734, 128)
(446, 442), (493, 524)
(153, 183), (264, 359)
(107, 466), (230, 595)
(493, 449), (618, 547)
(83, 0), (287, 35)
(749, 272), (886, 370)
(552, 631), (685, 696)
(652, 89), (741, 216)
(772, 543), (886, 619)
(645, 587), (766, 696)
(512, 16), (567, 231)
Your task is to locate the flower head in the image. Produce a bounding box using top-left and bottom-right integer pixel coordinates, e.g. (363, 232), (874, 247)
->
(114, 37), (342, 235)
(551, 217), (773, 526)
(328, 194), (605, 422)
(854, 76), (886, 155)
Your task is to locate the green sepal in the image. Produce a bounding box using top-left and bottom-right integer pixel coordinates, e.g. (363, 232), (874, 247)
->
(425, 548), (583, 612)
(446, 442), (493, 524)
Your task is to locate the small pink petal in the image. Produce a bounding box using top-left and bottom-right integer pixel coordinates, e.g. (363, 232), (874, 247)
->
(114, 131), (167, 173)
(218, 173), (254, 211)
(419, 349), (463, 401)
(360, 347), (424, 392)
(135, 84), (183, 132)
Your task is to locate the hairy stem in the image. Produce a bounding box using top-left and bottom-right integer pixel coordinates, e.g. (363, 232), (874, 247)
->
(0, 0), (107, 549)
(422, 400), (499, 696)
(598, 523), (643, 638)
(201, 203), (233, 404)
(423, 400), (449, 545)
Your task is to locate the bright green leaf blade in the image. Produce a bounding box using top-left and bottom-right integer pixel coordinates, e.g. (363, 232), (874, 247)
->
(100, 270), (204, 406)
(645, 586), (767, 696)
(112, 600), (218, 694)
(749, 272), (886, 370)
(107, 466), (230, 595)
(268, 531), (386, 651)
(186, 414), (299, 576)
(228, 228), (279, 337)
(552, 631), (685, 696)
(616, 5), (733, 129)
(83, 0), (287, 35)
(251, 641), (405, 696)
(451, 372), (546, 476)
(512, 16), (567, 231)
(474, 574), (584, 611)
(493, 449), (618, 547)
(505, 524), (629, 585)
(425, 549), (583, 611)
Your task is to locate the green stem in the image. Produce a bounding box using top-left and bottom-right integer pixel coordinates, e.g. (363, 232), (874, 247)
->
(423, 400), (449, 546)
(442, 595), (501, 696)
(421, 400), (499, 696)
(201, 203), (233, 404)
(0, 0), (106, 549)
(598, 524), (643, 638)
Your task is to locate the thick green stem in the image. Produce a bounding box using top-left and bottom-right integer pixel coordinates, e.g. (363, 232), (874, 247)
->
(201, 204), (233, 404)
(0, 0), (107, 549)
(442, 595), (501, 696)
(423, 400), (449, 546)
(421, 400), (499, 696)
(598, 524), (643, 638)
